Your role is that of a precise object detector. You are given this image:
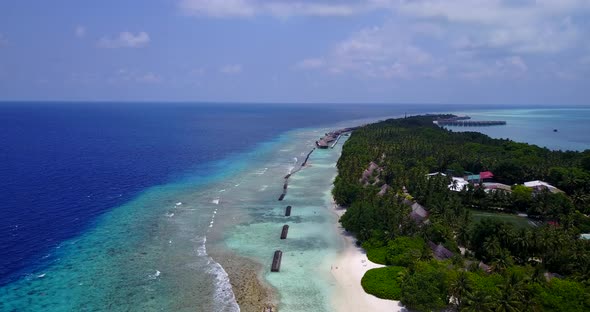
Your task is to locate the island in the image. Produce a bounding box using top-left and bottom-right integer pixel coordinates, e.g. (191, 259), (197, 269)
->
(333, 115), (590, 312)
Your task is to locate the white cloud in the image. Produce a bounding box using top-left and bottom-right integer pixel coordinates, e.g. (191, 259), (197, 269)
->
(220, 64), (243, 74)
(387, 0), (587, 54)
(179, 0), (369, 17)
(75, 26), (86, 38)
(459, 56), (529, 80)
(289, 0), (590, 82)
(179, 0), (589, 82)
(108, 68), (162, 84)
(308, 24), (434, 79)
(136, 72), (162, 83)
(179, 0), (256, 17)
(98, 31), (150, 48)
(294, 58), (325, 70)
(0, 33), (7, 47)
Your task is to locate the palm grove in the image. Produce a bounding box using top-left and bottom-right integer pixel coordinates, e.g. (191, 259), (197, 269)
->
(333, 115), (590, 311)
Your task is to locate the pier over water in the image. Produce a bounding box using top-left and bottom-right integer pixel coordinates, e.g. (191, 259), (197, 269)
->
(435, 116), (506, 127)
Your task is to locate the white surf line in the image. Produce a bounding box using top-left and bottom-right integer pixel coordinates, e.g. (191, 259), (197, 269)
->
(194, 236), (240, 311)
(254, 167), (269, 175)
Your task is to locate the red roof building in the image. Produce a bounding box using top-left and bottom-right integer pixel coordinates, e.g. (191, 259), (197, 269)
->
(479, 171), (494, 180)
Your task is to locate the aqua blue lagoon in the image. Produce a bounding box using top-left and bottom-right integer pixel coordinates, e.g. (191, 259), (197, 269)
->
(0, 103), (588, 311)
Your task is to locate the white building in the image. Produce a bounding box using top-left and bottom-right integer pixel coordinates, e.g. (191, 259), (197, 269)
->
(449, 177), (469, 192)
(524, 180), (563, 193)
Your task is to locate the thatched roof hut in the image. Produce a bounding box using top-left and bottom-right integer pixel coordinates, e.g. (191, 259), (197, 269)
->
(428, 241), (454, 260)
(378, 184), (391, 196)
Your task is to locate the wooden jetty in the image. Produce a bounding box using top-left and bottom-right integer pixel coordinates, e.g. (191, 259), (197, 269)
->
(278, 148), (316, 201)
(316, 126), (358, 149)
(271, 250), (283, 272)
(280, 225), (289, 239)
(330, 135), (342, 149)
(285, 205), (292, 216)
(437, 119), (506, 127)
(301, 148), (315, 167)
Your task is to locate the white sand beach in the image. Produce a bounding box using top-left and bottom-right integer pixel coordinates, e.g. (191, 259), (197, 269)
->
(331, 207), (405, 312)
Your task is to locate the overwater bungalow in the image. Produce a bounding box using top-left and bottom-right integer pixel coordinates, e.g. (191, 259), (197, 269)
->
(315, 140), (329, 149)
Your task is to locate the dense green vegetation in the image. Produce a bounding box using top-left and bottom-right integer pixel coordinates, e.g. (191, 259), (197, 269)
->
(361, 266), (405, 300)
(334, 115), (590, 311)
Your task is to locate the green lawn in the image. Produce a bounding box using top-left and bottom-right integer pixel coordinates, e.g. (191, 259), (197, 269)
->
(470, 210), (534, 228)
(361, 266), (406, 300)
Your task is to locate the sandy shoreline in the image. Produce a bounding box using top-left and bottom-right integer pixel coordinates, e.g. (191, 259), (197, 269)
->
(210, 248), (277, 312)
(330, 206), (405, 312)
(210, 124), (403, 312)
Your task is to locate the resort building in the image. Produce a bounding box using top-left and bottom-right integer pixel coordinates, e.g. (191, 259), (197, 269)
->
(410, 202), (429, 223)
(449, 177), (469, 192)
(428, 241), (454, 260)
(524, 180), (563, 193)
(478, 261), (492, 273)
(466, 171), (494, 183)
(482, 182), (512, 193)
(377, 184), (391, 196)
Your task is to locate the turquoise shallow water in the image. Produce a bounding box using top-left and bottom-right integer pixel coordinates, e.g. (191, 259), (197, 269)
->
(0, 116), (372, 312)
(0, 133), (292, 311)
(3, 106), (589, 312)
(448, 108), (590, 151)
(219, 127), (349, 311)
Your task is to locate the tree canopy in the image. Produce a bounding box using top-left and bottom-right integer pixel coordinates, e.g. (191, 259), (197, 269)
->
(334, 115), (590, 311)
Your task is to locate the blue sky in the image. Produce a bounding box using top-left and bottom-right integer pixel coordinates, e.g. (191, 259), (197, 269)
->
(0, 0), (589, 104)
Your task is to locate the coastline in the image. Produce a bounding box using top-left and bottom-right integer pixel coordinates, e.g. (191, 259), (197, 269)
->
(330, 204), (405, 312)
(209, 120), (404, 312)
(210, 249), (277, 312)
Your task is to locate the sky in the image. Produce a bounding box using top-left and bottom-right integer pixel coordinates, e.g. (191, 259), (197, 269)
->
(0, 0), (589, 105)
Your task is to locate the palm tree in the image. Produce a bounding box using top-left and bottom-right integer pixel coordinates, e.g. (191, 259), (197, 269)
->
(530, 265), (545, 285)
(462, 289), (494, 312)
(450, 271), (470, 309)
(491, 250), (513, 273)
(483, 237), (502, 260)
(511, 229), (530, 264)
(495, 273), (525, 312)
(456, 224), (471, 249)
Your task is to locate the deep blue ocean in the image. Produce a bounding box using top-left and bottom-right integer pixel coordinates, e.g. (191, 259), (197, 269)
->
(1, 102), (588, 311)
(0, 102), (436, 286)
